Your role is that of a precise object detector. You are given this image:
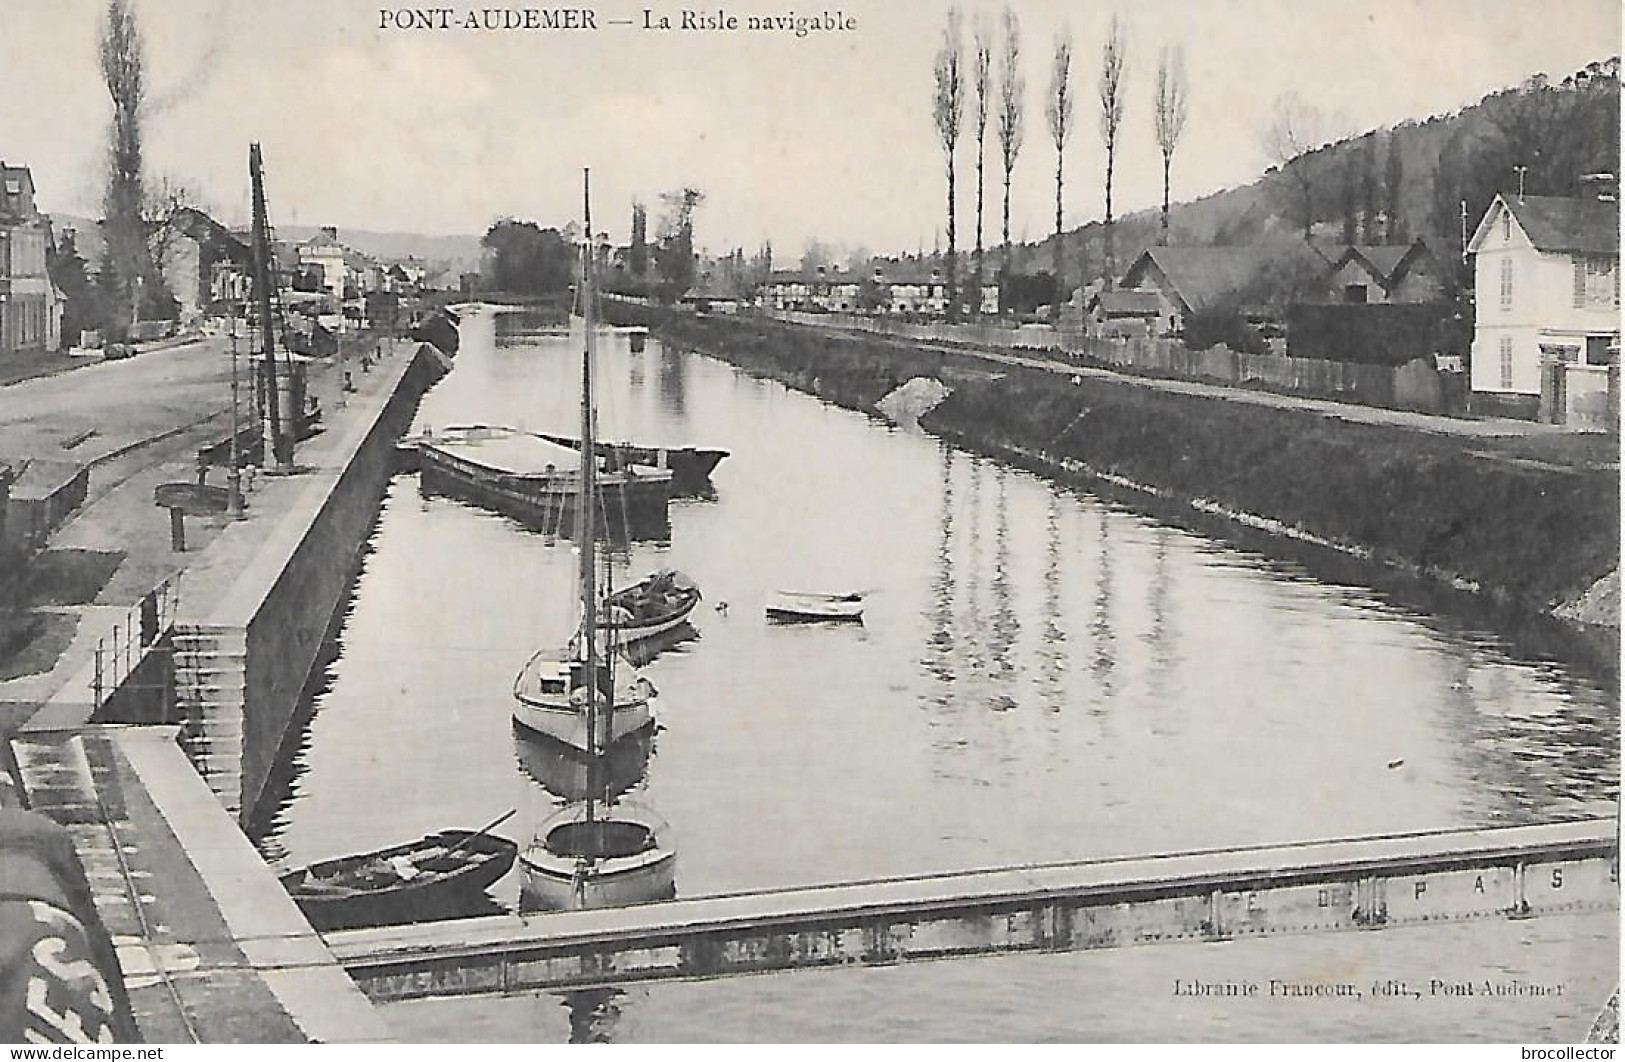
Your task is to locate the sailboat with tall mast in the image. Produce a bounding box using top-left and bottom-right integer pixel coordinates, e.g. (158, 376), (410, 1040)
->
(517, 170), (675, 910)
(510, 180), (661, 752)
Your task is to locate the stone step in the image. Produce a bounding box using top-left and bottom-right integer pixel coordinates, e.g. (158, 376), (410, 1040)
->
(173, 694), (246, 711)
(170, 641), (248, 659)
(172, 670), (247, 688)
(172, 649), (249, 665)
(170, 629), (248, 654)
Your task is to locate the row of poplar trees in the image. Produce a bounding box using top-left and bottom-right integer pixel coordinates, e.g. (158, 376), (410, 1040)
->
(931, 7), (1191, 323)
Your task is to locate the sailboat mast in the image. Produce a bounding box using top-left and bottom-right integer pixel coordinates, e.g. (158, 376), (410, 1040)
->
(579, 168), (601, 819)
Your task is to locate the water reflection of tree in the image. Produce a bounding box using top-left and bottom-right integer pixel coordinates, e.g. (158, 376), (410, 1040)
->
(1087, 505), (1117, 711)
(656, 345), (687, 417)
(1142, 526), (1182, 737)
(988, 468), (1020, 710)
(961, 459), (986, 679)
(1037, 495), (1068, 715)
(921, 443), (957, 692)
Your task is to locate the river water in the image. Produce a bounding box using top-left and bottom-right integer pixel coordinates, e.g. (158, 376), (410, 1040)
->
(253, 311), (1618, 1041)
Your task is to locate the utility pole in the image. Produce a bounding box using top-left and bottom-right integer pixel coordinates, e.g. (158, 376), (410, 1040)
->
(228, 318), (243, 517)
(249, 143), (290, 471)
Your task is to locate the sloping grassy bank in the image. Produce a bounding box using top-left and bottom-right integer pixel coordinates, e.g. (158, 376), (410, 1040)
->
(611, 303), (1618, 626)
(927, 369), (1617, 614)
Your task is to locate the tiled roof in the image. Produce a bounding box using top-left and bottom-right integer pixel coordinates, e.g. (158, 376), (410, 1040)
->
(1089, 289), (1161, 315)
(682, 275), (743, 301)
(1349, 245), (1410, 277)
(1124, 244), (1325, 313)
(1505, 195), (1619, 255)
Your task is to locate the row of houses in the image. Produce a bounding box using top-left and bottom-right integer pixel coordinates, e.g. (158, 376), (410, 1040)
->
(1085, 237), (1444, 340)
(758, 264), (999, 317)
(1102, 191), (1617, 414)
(168, 221), (449, 330)
(688, 238), (1442, 325)
(680, 263), (1001, 318)
(0, 153), (472, 359)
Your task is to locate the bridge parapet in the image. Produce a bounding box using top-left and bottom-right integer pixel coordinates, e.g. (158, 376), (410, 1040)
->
(330, 818), (1619, 1000)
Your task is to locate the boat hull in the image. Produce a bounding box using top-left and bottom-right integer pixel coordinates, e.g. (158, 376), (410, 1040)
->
(512, 696), (654, 751)
(417, 434), (672, 540)
(535, 432), (728, 495)
(610, 609), (692, 644)
(517, 804), (677, 911)
(766, 590), (867, 622)
(520, 851), (676, 911)
(279, 830), (517, 932)
(603, 572), (702, 646)
(765, 607), (864, 622)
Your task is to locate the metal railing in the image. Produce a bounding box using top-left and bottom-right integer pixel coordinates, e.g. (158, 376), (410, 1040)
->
(89, 572), (182, 710)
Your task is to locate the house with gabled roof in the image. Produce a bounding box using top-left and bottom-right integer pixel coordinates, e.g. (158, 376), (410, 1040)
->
(1119, 243), (1328, 337)
(156, 207), (253, 321)
(1086, 289), (1161, 336)
(1465, 191), (1619, 420)
(1314, 238), (1442, 305)
(678, 273), (743, 314)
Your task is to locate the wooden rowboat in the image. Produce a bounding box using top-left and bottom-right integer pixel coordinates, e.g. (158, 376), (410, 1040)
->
(764, 590), (868, 622)
(279, 824), (518, 931)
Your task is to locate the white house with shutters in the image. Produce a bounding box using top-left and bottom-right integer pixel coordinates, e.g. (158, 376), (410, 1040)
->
(1466, 191), (1619, 421)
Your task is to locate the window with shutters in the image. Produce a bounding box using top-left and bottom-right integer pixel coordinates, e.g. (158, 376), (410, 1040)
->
(1586, 257), (1614, 307)
(1499, 336), (1514, 388)
(1573, 256), (1617, 308)
(1500, 258), (1513, 309)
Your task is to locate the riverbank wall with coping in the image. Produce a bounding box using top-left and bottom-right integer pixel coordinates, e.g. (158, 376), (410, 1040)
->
(172, 339), (452, 824)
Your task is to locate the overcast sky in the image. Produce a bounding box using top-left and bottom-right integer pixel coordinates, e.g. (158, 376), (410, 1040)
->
(2, 0), (1618, 255)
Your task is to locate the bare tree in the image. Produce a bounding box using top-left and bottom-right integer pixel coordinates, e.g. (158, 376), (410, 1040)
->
(933, 8), (966, 321)
(1262, 92), (1341, 238)
(1045, 27), (1073, 324)
(144, 175), (205, 276)
(970, 13), (993, 319)
(1152, 43), (1189, 245)
(996, 4), (1024, 315)
(100, 0), (146, 334)
(1097, 14), (1127, 289)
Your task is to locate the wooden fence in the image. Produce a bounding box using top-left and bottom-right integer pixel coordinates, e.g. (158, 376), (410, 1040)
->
(768, 311), (1458, 412)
